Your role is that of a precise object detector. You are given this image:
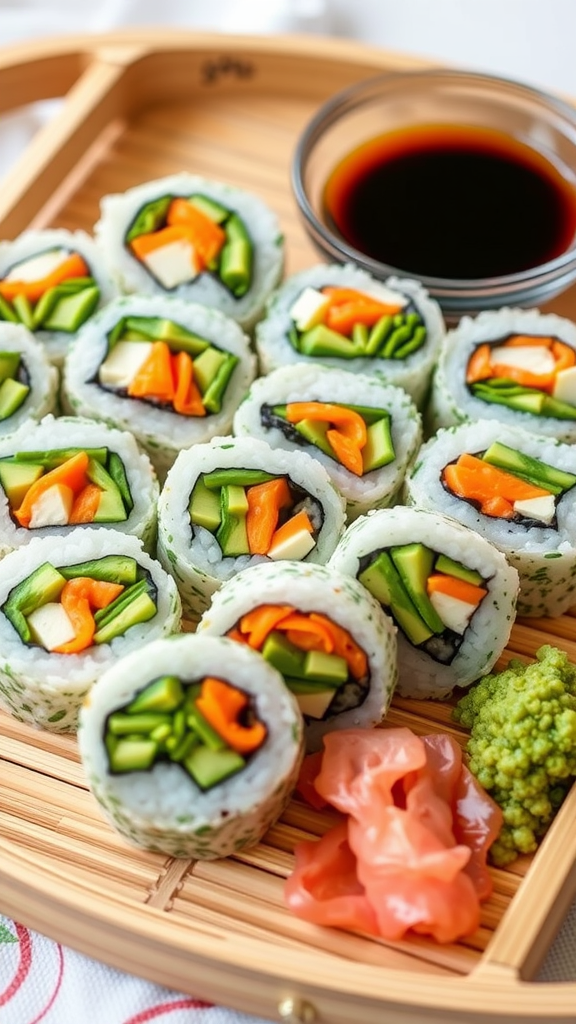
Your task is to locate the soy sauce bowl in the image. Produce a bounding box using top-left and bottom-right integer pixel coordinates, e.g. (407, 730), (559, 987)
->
(292, 68), (576, 320)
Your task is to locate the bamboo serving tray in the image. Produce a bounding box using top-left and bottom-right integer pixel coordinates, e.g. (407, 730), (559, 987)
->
(0, 30), (576, 1024)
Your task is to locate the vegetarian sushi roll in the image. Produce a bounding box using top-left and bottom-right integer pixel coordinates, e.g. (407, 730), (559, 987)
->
(329, 506), (519, 699)
(62, 295), (256, 480)
(254, 264), (445, 407)
(233, 363), (422, 520)
(0, 529), (181, 732)
(0, 323), (58, 435)
(94, 173), (284, 332)
(428, 306), (576, 440)
(405, 420), (576, 617)
(197, 560), (398, 752)
(78, 634), (304, 859)
(0, 414), (159, 556)
(157, 435), (347, 623)
(0, 229), (118, 365)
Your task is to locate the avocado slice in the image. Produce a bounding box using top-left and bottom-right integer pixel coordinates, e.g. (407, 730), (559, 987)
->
(93, 589), (157, 644)
(298, 324), (365, 359)
(123, 316), (210, 356)
(201, 353), (239, 413)
(0, 378), (28, 420)
(358, 551), (433, 646)
(0, 352), (21, 382)
(12, 294), (34, 329)
(0, 459), (44, 509)
(107, 737), (159, 773)
(125, 195), (172, 243)
(127, 675), (185, 714)
(482, 441), (576, 493)
(59, 554), (138, 585)
(188, 193), (229, 223)
(216, 484), (249, 556)
(219, 214), (252, 297)
(362, 416), (395, 473)
(391, 543), (445, 634)
(192, 346), (228, 396)
(302, 649), (348, 685)
(0, 294), (18, 323)
(86, 457), (127, 523)
(202, 467), (276, 490)
(434, 553), (484, 587)
(294, 418), (334, 459)
(3, 562), (67, 642)
(42, 285), (100, 332)
(184, 744), (246, 789)
(189, 476), (222, 532)
(262, 630), (307, 678)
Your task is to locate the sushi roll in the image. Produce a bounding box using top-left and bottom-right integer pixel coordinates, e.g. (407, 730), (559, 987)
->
(0, 229), (118, 365)
(0, 414), (159, 557)
(78, 634), (304, 859)
(197, 560), (398, 752)
(428, 306), (576, 440)
(405, 419), (576, 617)
(233, 363), (422, 520)
(254, 264), (445, 407)
(62, 295), (256, 480)
(94, 173), (284, 332)
(329, 506), (519, 700)
(0, 323), (59, 435)
(157, 435), (347, 623)
(0, 529), (181, 732)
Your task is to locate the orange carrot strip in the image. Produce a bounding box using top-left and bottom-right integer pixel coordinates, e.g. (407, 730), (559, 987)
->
(326, 301), (399, 336)
(501, 335), (553, 348)
(480, 495), (516, 519)
(427, 574), (487, 607)
(268, 509), (314, 553)
(172, 351), (206, 416)
(127, 340), (175, 402)
(285, 402), (366, 447)
(238, 604), (295, 649)
(68, 483), (102, 524)
(246, 477), (292, 555)
(14, 451), (90, 528)
(321, 287), (403, 313)
(167, 199), (226, 266)
(195, 676), (266, 754)
(443, 454), (549, 517)
(551, 340), (576, 372)
(466, 343), (492, 383)
(0, 252), (89, 303)
(309, 613), (368, 681)
(277, 612), (335, 654)
(53, 577), (123, 655)
(128, 224), (195, 259)
(326, 429), (363, 476)
(490, 361), (555, 392)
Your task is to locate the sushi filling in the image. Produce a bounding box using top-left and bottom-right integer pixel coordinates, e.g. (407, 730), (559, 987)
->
(0, 447), (134, 529)
(189, 468), (323, 560)
(357, 545), (489, 664)
(261, 401), (395, 477)
(286, 285), (426, 361)
(2, 554), (157, 652)
(0, 248), (100, 333)
(227, 604), (369, 721)
(441, 441), (576, 527)
(0, 352), (30, 421)
(466, 334), (576, 420)
(103, 674), (267, 790)
(125, 193), (253, 298)
(96, 315), (239, 417)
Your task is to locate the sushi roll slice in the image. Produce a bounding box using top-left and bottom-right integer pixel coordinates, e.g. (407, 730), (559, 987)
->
(0, 323), (58, 435)
(405, 419), (576, 617)
(197, 560), (398, 752)
(78, 634), (304, 859)
(255, 264), (445, 407)
(233, 363), (422, 520)
(0, 414), (159, 557)
(0, 529), (181, 732)
(428, 306), (576, 440)
(329, 506), (519, 700)
(0, 229), (118, 365)
(157, 435), (347, 623)
(62, 295), (256, 480)
(94, 173), (284, 332)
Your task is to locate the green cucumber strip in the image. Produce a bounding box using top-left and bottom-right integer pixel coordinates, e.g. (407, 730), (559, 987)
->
(391, 543), (445, 635)
(108, 737), (159, 773)
(202, 467), (277, 489)
(107, 711), (172, 735)
(0, 294), (19, 323)
(188, 193), (229, 223)
(365, 315), (393, 355)
(41, 285), (100, 332)
(0, 379), (29, 420)
(123, 316), (210, 355)
(12, 294), (34, 330)
(59, 554), (139, 585)
(189, 476), (222, 532)
(3, 562), (67, 643)
(93, 578), (148, 628)
(541, 394), (576, 421)
(126, 675), (185, 713)
(185, 702), (227, 752)
(200, 353), (239, 413)
(0, 352), (21, 382)
(392, 325), (427, 359)
(351, 322), (369, 349)
(362, 416), (395, 473)
(106, 317), (127, 349)
(13, 447), (108, 468)
(381, 324), (413, 358)
(481, 441), (576, 494)
(434, 553), (484, 587)
(358, 551), (433, 646)
(93, 589), (157, 645)
(219, 214), (252, 297)
(125, 195), (172, 243)
(298, 324), (365, 359)
(106, 452), (134, 512)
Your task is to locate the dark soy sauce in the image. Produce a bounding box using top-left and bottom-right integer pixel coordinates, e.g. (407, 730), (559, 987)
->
(323, 125), (576, 280)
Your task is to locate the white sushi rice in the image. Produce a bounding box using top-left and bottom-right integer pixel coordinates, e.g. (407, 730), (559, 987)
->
(94, 173), (284, 332)
(157, 435), (347, 623)
(0, 414), (159, 557)
(78, 634), (304, 859)
(404, 419), (576, 617)
(0, 323), (59, 435)
(197, 559), (398, 752)
(0, 529), (182, 733)
(329, 506), (519, 700)
(427, 306), (576, 439)
(62, 294), (257, 481)
(254, 264), (446, 407)
(0, 229), (118, 366)
(233, 362), (423, 520)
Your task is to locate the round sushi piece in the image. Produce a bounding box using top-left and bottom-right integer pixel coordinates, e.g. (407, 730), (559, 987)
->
(0, 322), (59, 435)
(62, 294), (256, 480)
(157, 435), (347, 623)
(329, 506), (519, 700)
(197, 560), (398, 752)
(428, 306), (576, 440)
(0, 229), (118, 365)
(233, 362), (422, 520)
(0, 414), (159, 557)
(254, 264), (445, 407)
(405, 419), (576, 618)
(78, 634), (304, 859)
(94, 173), (284, 332)
(0, 529), (181, 733)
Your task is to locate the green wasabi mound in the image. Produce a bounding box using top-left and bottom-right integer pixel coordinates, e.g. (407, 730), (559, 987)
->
(453, 645), (576, 866)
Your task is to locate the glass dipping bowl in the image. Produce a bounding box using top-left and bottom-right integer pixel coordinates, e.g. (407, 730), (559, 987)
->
(292, 68), (576, 320)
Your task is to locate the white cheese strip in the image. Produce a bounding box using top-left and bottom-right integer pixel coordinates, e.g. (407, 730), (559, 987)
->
(5, 248), (70, 282)
(429, 590), (478, 635)
(552, 365), (576, 405)
(141, 239), (201, 289)
(490, 344), (556, 375)
(513, 494), (555, 524)
(295, 689), (335, 719)
(289, 287), (331, 330)
(28, 483), (74, 528)
(268, 526), (316, 561)
(99, 341), (153, 389)
(27, 601), (76, 650)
